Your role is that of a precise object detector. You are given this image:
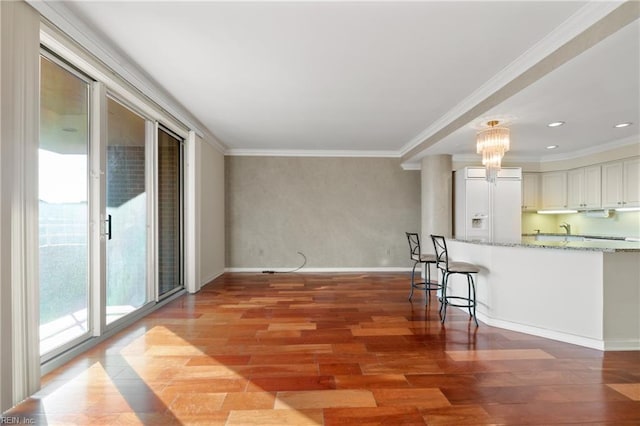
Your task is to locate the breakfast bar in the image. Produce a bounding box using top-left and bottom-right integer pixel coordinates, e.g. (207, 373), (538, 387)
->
(442, 237), (640, 350)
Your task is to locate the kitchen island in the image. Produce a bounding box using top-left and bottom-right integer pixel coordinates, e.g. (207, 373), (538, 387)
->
(443, 237), (640, 350)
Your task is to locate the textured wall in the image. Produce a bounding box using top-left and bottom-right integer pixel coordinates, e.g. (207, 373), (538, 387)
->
(225, 156), (420, 268)
(199, 141), (225, 282)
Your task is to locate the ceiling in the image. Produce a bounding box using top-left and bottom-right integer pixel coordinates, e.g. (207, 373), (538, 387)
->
(52, 1), (639, 165)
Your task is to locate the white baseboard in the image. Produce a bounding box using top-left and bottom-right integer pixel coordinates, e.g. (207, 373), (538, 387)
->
(481, 313), (640, 350)
(450, 306), (640, 351)
(603, 339), (640, 351)
(201, 270), (224, 287)
(224, 267), (413, 273)
(476, 313), (608, 350)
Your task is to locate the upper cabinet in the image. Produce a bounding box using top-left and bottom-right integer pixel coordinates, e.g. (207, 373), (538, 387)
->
(602, 158), (640, 208)
(541, 171), (567, 210)
(521, 172), (540, 211)
(567, 165), (601, 209)
(625, 158), (640, 207)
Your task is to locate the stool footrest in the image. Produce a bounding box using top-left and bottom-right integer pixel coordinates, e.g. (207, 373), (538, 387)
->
(412, 281), (442, 290)
(442, 296), (474, 309)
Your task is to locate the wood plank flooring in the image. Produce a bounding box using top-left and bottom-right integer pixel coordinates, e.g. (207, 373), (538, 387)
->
(5, 273), (640, 425)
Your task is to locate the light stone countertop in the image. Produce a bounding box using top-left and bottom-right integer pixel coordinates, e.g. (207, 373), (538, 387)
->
(451, 235), (640, 252)
(521, 233), (629, 240)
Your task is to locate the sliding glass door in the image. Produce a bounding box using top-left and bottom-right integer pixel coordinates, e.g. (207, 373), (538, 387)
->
(39, 54), (91, 356)
(157, 127), (184, 298)
(39, 51), (187, 361)
(105, 97), (149, 324)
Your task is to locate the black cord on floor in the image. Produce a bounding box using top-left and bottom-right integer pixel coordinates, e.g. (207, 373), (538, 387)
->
(262, 251), (306, 274)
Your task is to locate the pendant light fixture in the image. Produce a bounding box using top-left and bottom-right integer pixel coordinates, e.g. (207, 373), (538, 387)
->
(476, 120), (510, 183)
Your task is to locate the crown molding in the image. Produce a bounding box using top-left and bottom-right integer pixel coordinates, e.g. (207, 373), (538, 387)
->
(238, 134), (638, 166)
(27, 0), (227, 154)
(537, 135), (639, 163)
(225, 149), (400, 158)
(400, 162), (421, 171)
(399, 1), (628, 162)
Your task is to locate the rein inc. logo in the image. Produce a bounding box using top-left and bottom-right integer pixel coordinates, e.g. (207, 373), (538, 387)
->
(0, 417), (35, 424)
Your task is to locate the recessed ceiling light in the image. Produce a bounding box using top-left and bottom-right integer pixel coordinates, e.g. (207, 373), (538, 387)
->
(614, 122), (632, 128)
(547, 121), (565, 128)
(546, 145), (559, 150)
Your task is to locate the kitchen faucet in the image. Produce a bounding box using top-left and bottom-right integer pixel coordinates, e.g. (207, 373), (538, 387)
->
(560, 222), (571, 235)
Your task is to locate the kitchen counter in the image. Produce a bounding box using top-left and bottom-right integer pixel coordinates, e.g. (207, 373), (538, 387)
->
(439, 239), (640, 350)
(521, 232), (629, 240)
(451, 234), (640, 252)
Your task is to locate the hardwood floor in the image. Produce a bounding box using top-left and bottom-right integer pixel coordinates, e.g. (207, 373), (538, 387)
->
(6, 273), (640, 425)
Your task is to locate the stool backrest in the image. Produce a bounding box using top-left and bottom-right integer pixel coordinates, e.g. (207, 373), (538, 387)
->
(430, 235), (449, 271)
(405, 232), (422, 262)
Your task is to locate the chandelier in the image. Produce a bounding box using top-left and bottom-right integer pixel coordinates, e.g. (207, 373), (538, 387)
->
(476, 120), (510, 183)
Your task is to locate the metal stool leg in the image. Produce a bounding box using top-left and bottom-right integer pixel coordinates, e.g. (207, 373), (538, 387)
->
(440, 272), (449, 323)
(467, 274), (473, 318)
(409, 261), (418, 301)
(424, 262), (431, 305)
(470, 274), (478, 326)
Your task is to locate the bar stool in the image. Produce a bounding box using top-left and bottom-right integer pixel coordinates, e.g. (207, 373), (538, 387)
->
(430, 235), (480, 326)
(405, 232), (441, 304)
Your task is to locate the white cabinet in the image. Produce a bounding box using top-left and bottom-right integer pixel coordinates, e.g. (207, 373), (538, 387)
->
(541, 171), (567, 210)
(601, 162), (623, 207)
(521, 173), (540, 211)
(602, 158), (640, 208)
(623, 158), (640, 207)
(567, 165), (601, 209)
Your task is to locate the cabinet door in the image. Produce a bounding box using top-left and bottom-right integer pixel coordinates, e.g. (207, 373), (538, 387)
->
(493, 179), (522, 241)
(623, 158), (640, 207)
(521, 173), (540, 211)
(567, 168), (584, 209)
(541, 171), (568, 210)
(601, 162), (623, 208)
(583, 165), (601, 208)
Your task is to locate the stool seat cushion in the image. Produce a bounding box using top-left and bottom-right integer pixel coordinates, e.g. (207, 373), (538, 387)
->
(419, 254), (437, 262)
(447, 261), (480, 273)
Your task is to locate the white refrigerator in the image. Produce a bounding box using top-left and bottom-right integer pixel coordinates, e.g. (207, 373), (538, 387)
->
(454, 167), (522, 242)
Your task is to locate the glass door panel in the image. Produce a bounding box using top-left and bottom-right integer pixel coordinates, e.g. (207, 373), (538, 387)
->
(157, 127), (183, 297)
(39, 55), (91, 356)
(105, 97), (148, 324)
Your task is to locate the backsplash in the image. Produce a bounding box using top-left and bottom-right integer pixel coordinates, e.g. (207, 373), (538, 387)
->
(522, 211), (640, 238)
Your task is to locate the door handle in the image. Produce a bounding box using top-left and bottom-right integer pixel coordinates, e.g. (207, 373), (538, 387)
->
(105, 214), (112, 240)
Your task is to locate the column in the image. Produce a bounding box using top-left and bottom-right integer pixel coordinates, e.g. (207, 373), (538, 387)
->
(421, 155), (452, 254)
